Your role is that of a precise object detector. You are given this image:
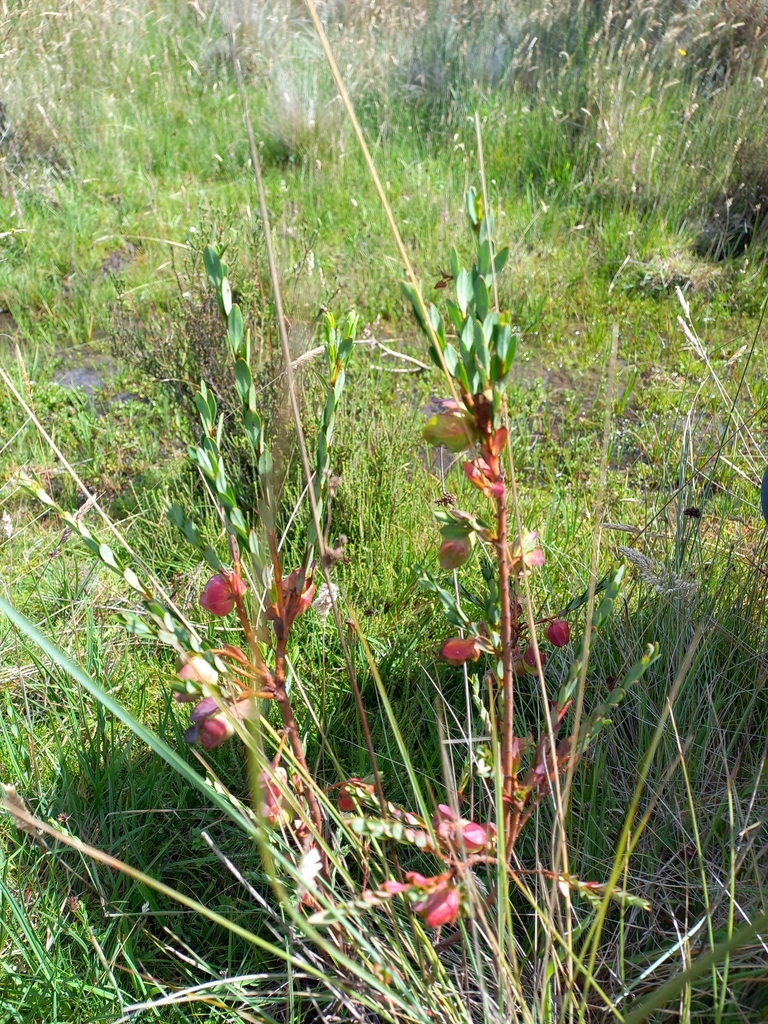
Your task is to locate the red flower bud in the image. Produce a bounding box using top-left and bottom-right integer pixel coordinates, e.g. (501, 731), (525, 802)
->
(257, 766), (290, 825)
(199, 573), (246, 616)
(546, 620), (570, 647)
(413, 881), (460, 928)
(199, 714), (235, 749)
(523, 646), (546, 673)
(182, 696), (255, 749)
(440, 637), (481, 665)
(438, 535), (474, 569)
(424, 413), (476, 453)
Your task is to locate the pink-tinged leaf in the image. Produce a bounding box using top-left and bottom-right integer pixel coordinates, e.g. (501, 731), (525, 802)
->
(381, 880), (408, 894)
(553, 700), (573, 731)
(177, 654), (218, 687)
(405, 871), (431, 887)
(435, 803), (460, 823)
(461, 820), (493, 853)
(488, 426), (509, 457)
(510, 531), (545, 572)
(440, 637), (481, 665)
(463, 457), (504, 500)
(435, 398), (462, 414)
(257, 766), (290, 825)
(297, 583), (316, 616)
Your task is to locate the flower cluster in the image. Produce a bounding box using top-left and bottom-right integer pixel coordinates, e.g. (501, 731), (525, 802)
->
(381, 872), (461, 929)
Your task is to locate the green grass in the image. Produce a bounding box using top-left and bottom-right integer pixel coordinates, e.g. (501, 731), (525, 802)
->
(2, 0), (768, 1020)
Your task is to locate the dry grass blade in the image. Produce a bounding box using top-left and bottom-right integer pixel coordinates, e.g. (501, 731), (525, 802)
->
(299, 0), (467, 420)
(228, 28), (387, 815)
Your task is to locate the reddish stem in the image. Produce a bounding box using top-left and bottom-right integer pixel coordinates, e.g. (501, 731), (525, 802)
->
(232, 585), (263, 666)
(273, 636), (324, 839)
(496, 484), (517, 852)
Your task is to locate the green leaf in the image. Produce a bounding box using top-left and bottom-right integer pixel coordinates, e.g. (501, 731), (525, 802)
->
(445, 299), (464, 335)
(456, 269), (473, 315)
(122, 567), (146, 595)
(234, 358), (252, 406)
(466, 190), (479, 228)
(592, 566), (625, 630)
(482, 312), (498, 344)
(221, 277), (232, 317)
(496, 323), (513, 365)
(244, 410), (261, 452)
(494, 246), (509, 274)
(95, 543), (118, 571)
(474, 320), (490, 377)
(442, 343), (460, 378)
(195, 393), (212, 431)
(439, 520), (475, 541)
(258, 449), (273, 479)
(474, 275), (489, 322)
(203, 245), (222, 288)
(400, 281), (428, 335)
(449, 247), (461, 280)
(459, 315), (474, 353)
(427, 304), (445, 346)
(228, 305), (243, 359)
(560, 573), (613, 616)
(228, 507), (248, 538)
(578, 643), (660, 751)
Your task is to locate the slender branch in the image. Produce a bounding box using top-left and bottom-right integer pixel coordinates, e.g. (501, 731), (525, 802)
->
(273, 637), (324, 838)
(232, 585), (262, 668)
(497, 485), (516, 850)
